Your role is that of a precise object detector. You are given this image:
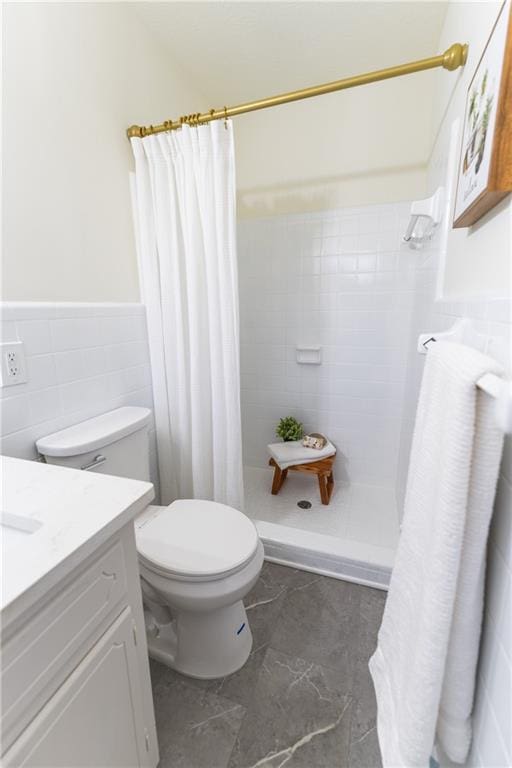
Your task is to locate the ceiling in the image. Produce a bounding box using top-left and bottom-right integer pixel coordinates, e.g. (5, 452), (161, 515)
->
(133, 1), (448, 106)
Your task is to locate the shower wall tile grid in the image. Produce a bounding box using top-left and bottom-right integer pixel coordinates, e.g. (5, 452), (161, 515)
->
(238, 201), (433, 487)
(0, 303), (159, 496)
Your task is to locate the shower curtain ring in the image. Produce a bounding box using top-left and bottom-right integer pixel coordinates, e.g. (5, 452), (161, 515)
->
(223, 106), (228, 129)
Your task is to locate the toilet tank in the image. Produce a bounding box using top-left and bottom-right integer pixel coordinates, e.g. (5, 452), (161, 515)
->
(36, 407), (152, 482)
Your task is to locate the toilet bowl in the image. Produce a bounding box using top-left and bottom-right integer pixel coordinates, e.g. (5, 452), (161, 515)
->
(135, 500), (264, 678)
(36, 407), (264, 679)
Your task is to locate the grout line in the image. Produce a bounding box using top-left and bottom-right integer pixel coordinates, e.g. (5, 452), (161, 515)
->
(1, 385), (153, 439)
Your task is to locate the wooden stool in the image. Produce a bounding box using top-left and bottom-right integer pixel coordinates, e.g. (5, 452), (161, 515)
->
(269, 454), (335, 505)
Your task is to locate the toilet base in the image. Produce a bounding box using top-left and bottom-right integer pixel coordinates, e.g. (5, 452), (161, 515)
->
(145, 599), (253, 679)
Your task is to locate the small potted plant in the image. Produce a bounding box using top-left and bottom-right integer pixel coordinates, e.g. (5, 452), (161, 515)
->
(276, 416), (304, 442)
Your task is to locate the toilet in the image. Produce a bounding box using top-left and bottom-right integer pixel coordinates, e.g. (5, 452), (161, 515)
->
(36, 407), (264, 679)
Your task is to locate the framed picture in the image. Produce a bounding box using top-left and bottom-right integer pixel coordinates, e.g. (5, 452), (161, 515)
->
(453, 0), (512, 228)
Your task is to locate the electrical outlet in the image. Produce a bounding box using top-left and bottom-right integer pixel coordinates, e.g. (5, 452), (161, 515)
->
(0, 342), (28, 387)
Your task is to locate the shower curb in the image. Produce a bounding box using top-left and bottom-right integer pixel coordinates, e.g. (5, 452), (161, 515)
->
(256, 522), (391, 591)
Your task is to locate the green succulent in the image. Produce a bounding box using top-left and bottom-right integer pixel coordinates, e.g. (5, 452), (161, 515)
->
(276, 416), (304, 442)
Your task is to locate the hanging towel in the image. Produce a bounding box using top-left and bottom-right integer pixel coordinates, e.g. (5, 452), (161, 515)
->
(369, 342), (504, 768)
(267, 439), (336, 470)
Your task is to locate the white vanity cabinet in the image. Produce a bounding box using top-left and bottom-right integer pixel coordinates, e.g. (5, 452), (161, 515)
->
(1, 457), (159, 768)
(4, 609), (147, 768)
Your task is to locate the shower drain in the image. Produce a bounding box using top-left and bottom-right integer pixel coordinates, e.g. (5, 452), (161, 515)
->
(297, 500), (312, 509)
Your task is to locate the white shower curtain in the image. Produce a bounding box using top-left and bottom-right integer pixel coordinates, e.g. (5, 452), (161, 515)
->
(130, 121), (244, 510)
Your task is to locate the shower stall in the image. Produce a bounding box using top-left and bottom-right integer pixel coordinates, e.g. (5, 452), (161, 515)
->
(128, 39), (466, 590)
(237, 201), (434, 587)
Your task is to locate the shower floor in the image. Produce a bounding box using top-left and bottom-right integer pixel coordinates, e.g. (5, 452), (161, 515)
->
(243, 465), (400, 588)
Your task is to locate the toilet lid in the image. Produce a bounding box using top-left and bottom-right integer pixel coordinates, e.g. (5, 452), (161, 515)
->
(135, 499), (259, 578)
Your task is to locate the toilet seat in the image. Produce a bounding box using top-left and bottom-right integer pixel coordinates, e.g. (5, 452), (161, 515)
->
(135, 499), (259, 582)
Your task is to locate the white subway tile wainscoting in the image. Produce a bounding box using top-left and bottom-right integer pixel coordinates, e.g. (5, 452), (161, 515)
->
(0, 303), (159, 498)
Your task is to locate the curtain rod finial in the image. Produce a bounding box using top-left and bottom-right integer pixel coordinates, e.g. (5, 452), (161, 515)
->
(442, 43), (468, 71)
(127, 125), (144, 139)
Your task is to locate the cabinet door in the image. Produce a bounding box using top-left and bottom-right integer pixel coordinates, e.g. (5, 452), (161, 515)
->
(3, 608), (152, 768)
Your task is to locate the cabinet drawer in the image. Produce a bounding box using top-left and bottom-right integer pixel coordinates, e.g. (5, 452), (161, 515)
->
(1, 539), (128, 751)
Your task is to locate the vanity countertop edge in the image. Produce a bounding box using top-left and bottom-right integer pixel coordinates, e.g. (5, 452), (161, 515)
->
(1, 455), (155, 628)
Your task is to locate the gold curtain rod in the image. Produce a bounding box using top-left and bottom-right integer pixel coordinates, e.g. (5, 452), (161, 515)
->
(126, 42), (468, 139)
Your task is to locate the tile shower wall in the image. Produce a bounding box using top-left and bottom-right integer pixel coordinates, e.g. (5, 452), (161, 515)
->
(238, 201), (429, 488)
(0, 303), (159, 496)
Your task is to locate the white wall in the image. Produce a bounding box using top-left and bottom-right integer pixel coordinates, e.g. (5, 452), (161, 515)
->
(0, 302), (159, 499)
(1, 2), (205, 303)
(131, 0), (448, 219)
(235, 82), (430, 217)
(230, 3), (450, 217)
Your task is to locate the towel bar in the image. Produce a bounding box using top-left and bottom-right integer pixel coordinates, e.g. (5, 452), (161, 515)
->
(417, 324), (512, 434)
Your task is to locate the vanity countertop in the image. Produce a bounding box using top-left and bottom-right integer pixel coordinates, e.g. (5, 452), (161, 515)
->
(1, 456), (154, 623)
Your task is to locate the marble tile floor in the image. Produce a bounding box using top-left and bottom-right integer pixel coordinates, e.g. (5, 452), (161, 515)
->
(243, 466), (400, 551)
(150, 561), (386, 768)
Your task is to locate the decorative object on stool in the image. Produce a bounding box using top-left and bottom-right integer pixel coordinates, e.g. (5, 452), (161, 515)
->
(267, 438), (337, 505)
(276, 416), (304, 442)
(302, 432), (327, 449)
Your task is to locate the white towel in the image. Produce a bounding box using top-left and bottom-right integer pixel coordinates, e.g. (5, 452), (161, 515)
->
(369, 342), (504, 767)
(267, 439), (336, 470)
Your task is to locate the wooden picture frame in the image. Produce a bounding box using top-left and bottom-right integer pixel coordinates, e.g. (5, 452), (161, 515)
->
(453, 0), (512, 228)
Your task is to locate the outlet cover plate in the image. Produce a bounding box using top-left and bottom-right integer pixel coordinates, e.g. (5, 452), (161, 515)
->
(0, 341), (28, 387)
